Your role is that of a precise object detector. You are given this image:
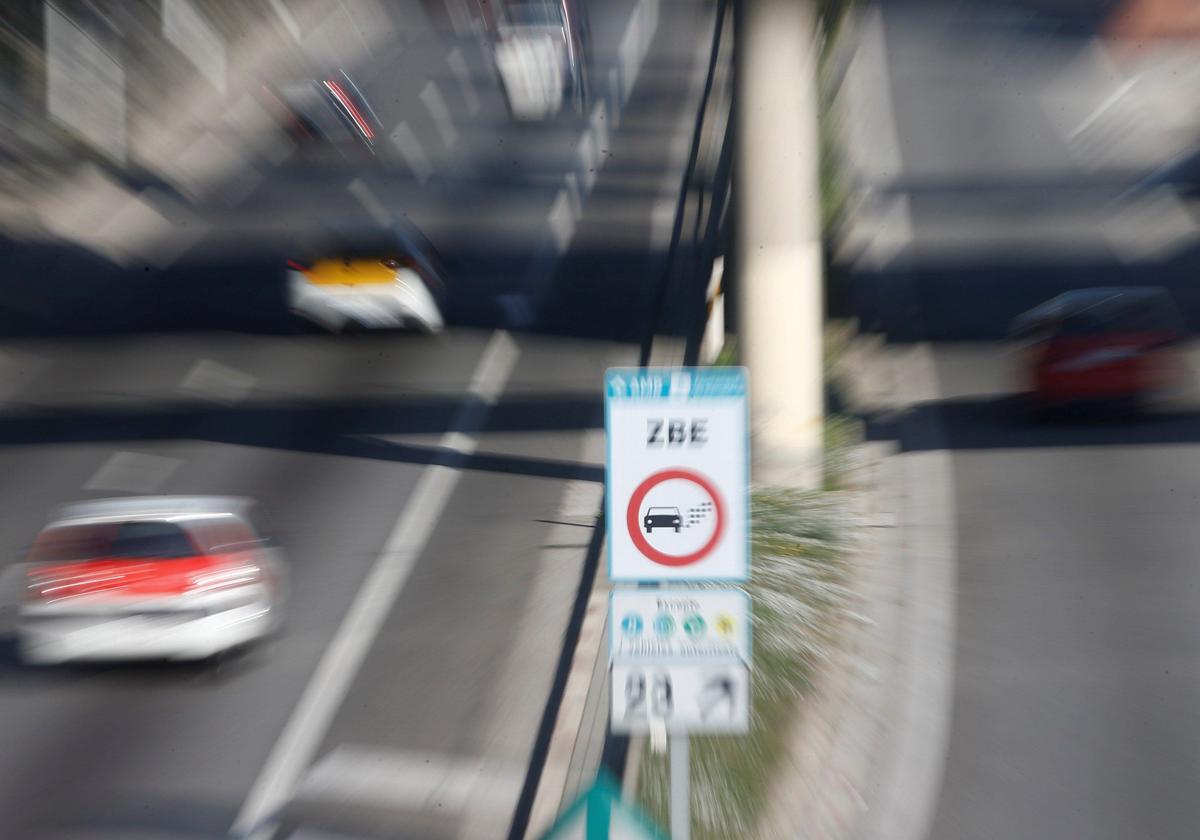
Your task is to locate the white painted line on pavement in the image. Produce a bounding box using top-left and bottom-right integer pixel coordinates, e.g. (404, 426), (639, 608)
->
(171, 130), (254, 202)
(557, 478), (602, 519)
(563, 172), (583, 220)
(577, 131), (599, 193)
(391, 121), (434, 183)
(589, 101), (609, 176)
(267, 0), (303, 42)
(547, 190), (576, 254)
(295, 746), (524, 820)
(607, 67), (621, 128)
(446, 47), (480, 117)
(1068, 75), (1138, 142)
(177, 359), (256, 404)
(84, 452), (182, 494)
(97, 189), (210, 269)
(347, 178), (393, 227)
(857, 194), (913, 271)
(230, 331), (520, 840)
(420, 81), (459, 148)
(846, 6), (903, 186)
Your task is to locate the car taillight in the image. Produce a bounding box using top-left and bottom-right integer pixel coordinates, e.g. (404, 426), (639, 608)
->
(188, 564), (263, 595)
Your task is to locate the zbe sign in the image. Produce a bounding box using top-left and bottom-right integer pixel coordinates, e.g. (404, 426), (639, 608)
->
(605, 368), (749, 582)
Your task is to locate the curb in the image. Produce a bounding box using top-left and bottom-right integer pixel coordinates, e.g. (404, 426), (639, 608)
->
(523, 559), (611, 839)
(755, 339), (958, 840)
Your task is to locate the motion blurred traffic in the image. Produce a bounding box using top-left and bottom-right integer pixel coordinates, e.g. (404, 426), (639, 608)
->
(0, 0), (725, 837)
(834, 1), (1200, 839)
(5, 0), (1200, 837)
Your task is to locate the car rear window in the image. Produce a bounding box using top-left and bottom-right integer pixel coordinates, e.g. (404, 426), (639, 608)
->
(109, 522), (197, 558)
(28, 521), (198, 563)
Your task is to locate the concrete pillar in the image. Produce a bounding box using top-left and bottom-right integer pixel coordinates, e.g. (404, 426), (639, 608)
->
(735, 0), (825, 487)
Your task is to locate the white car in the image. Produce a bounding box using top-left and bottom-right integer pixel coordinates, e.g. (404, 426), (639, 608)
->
(17, 497), (286, 665)
(287, 255), (445, 333)
(492, 0), (588, 121)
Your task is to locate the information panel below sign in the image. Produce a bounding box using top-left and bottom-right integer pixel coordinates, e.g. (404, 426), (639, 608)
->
(605, 367), (748, 582)
(610, 588), (749, 665)
(611, 663), (749, 735)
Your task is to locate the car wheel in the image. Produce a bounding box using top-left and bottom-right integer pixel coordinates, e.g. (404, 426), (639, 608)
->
(674, 526), (680, 533)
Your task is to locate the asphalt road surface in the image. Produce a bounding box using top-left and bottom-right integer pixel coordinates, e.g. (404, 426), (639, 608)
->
(0, 1), (720, 838)
(858, 2), (1200, 839)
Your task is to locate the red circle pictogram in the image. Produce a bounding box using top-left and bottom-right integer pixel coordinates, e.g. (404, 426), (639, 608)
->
(626, 468), (725, 567)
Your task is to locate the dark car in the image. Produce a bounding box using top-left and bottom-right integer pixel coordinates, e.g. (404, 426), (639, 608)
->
(258, 69), (382, 158)
(644, 507), (681, 533)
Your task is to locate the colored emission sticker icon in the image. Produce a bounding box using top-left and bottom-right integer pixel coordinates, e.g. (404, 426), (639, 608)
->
(621, 613), (643, 637)
(653, 613), (675, 638)
(625, 468), (726, 567)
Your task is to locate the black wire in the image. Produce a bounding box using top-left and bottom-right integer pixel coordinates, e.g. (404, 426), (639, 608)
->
(639, 0), (731, 367)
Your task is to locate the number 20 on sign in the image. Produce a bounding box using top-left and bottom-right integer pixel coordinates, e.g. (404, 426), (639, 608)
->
(605, 367), (749, 582)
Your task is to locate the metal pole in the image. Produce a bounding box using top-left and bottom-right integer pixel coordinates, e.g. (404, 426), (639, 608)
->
(669, 735), (691, 840)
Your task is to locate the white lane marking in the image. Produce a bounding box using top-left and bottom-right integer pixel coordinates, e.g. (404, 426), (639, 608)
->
(607, 66), (621, 128)
(420, 81), (459, 148)
(858, 193), (913, 271)
(557, 478), (602, 519)
(391, 121), (434, 183)
(563, 172), (583, 220)
(171, 130), (255, 203)
(576, 131), (599, 193)
(177, 359), (256, 404)
(84, 452), (181, 494)
(845, 6), (903, 186)
(1104, 187), (1200, 263)
(547, 190), (576, 254)
(617, 0), (659, 104)
(588, 101), (609, 178)
(1067, 75), (1138, 142)
(444, 0), (475, 35)
(230, 331), (520, 840)
(346, 177), (393, 227)
(446, 47), (480, 117)
(295, 746), (524, 819)
(267, 0), (303, 42)
(97, 189), (209, 269)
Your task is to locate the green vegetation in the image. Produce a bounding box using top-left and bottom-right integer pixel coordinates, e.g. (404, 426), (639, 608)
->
(635, 481), (856, 838)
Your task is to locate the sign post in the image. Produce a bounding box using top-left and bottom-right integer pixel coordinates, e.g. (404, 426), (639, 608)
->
(605, 367), (750, 840)
(670, 735), (690, 840)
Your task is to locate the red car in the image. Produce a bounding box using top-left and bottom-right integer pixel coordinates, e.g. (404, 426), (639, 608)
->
(17, 497), (286, 665)
(1010, 287), (1190, 414)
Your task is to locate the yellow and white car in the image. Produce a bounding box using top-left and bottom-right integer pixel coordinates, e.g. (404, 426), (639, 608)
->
(287, 253), (446, 333)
